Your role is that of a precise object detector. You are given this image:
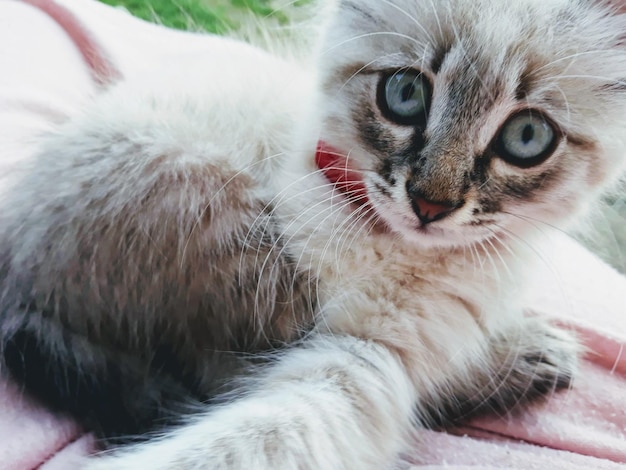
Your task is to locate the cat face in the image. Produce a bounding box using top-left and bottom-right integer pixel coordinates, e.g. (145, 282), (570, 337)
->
(318, 0), (626, 248)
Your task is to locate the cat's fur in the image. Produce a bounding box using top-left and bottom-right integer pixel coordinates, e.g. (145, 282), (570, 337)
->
(2, 0), (626, 468)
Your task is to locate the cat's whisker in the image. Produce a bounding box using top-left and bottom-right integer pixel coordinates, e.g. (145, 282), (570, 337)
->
(541, 74), (626, 88)
(535, 49), (626, 73)
(426, 0), (444, 40)
(467, 311), (569, 424)
(180, 149), (287, 267)
(501, 210), (570, 238)
(272, 216), (352, 320)
(476, 175), (494, 192)
(482, 236), (513, 280)
(491, 223), (569, 303)
(330, 151), (389, 257)
(466, 242), (481, 276)
(328, 200), (380, 272)
(336, 53), (405, 95)
(545, 82), (573, 124)
(378, 0), (436, 44)
(293, 199), (377, 315)
(237, 166), (339, 285)
(322, 31), (423, 57)
(484, 228), (524, 267)
(297, 191), (368, 276)
(249, 183), (364, 318)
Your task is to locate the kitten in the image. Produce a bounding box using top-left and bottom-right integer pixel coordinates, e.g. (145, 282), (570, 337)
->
(2, 0), (626, 468)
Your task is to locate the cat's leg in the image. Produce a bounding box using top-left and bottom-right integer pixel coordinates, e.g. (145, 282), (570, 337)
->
(421, 316), (580, 427)
(80, 318), (578, 468)
(85, 335), (417, 470)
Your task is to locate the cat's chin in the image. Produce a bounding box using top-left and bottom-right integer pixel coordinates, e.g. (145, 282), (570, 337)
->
(395, 226), (478, 250)
(370, 209), (500, 250)
(379, 214), (486, 250)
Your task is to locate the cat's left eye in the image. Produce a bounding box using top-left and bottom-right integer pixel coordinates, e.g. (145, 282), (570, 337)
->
(379, 70), (431, 126)
(495, 111), (558, 167)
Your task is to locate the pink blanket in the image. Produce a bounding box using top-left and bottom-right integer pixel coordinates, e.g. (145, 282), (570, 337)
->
(1, 1), (624, 468)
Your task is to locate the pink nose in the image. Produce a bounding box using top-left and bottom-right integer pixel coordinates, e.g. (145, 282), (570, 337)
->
(411, 196), (456, 224)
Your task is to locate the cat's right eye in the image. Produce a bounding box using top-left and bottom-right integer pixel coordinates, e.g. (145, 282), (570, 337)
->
(379, 70), (431, 126)
(495, 110), (559, 168)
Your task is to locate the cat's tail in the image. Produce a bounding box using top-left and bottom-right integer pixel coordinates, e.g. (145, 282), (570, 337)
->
(0, 298), (199, 446)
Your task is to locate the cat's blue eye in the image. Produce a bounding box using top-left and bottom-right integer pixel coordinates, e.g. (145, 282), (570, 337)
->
(379, 70), (431, 125)
(496, 111), (558, 167)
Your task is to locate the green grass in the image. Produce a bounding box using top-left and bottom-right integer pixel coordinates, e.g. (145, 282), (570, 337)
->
(99, 0), (226, 32)
(98, 0), (303, 33)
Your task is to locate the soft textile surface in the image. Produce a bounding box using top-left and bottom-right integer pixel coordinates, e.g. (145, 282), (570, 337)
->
(0, 0), (624, 468)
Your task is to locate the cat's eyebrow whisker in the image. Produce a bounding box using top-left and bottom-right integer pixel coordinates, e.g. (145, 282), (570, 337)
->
(336, 53), (404, 95)
(322, 31), (422, 56)
(426, 0), (444, 40)
(545, 82), (572, 124)
(378, 0), (435, 44)
(535, 49), (625, 73)
(477, 175), (494, 192)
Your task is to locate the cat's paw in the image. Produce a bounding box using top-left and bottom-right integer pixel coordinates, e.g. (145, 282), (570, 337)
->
(424, 317), (580, 426)
(518, 319), (580, 393)
(479, 317), (580, 415)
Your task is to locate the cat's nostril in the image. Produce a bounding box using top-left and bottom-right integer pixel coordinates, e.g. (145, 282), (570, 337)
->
(411, 195), (457, 225)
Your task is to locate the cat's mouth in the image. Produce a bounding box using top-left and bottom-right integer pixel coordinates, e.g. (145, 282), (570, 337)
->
(315, 142), (484, 246)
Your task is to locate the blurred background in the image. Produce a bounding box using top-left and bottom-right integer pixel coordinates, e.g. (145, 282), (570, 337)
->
(99, 0), (307, 32)
(99, 0), (626, 275)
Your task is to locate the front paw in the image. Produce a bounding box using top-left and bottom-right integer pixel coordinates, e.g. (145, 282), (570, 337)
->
(424, 318), (580, 426)
(477, 318), (580, 415)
